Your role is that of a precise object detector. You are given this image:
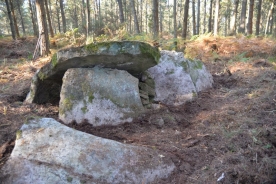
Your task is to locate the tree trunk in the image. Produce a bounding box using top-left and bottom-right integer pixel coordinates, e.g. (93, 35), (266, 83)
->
(45, 0), (54, 37)
(117, 0), (124, 23)
(35, 0), (50, 56)
(56, 0), (61, 33)
(9, 0), (20, 38)
(197, 0), (200, 34)
(192, 0), (196, 35)
(4, 0), (16, 40)
(73, 0), (78, 28)
(256, 0), (262, 35)
(229, 0), (239, 35)
(182, 0), (189, 39)
(81, 0), (86, 33)
(28, 0), (38, 37)
(60, 0), (66, 33)
(16, 0), (25, 35)
(159, 1), (163, 34)
(213, 0), (219, 36)
(173, 0), (177, 49)
(152, 0), (159, 38)
(270, 8), (274, 34)
(239, 0), (247, 33)
(145, 0), (148, 33)
(203, 0), (206, 33)
(48, 0), (55, 33)
(247, 0), (254, 35)
(265, 2), (275, 35)
(140, 0), (143, 32)
(208, 0), (213, 33)
(98, 0), (101, 30)
(173, 0), (177, 39)
(130, 0), (140, 34)
(86, 0), (91, 36)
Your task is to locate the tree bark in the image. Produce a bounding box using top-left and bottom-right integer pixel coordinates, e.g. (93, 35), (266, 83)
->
(182, 0), (189, 39)
(81, 0), (86, 33)
(56, 0), (61, 33)
(265, 1), (275, 35)
(86, 0), (91, 36)
(173, 0), (177, 39)
(35, 0), (50, 56)
(9, 0), (20, 38)
(255, 0), (262, 35)
(192, 0), (196, 35)
(173, 0), (177, 49)
(28, 0), (38, 37)
(140, 0), (143, 32)
(4, 0), (16, 40)
(159, 1), (163, 34)
(197, 0), (200, 34)
(16, 0), (25, 35)
(203, 0), (206, 33)
(145, 0), (148, 33)
(60, 0), (66, 33)
(117, 0), (124, 23)
(247, 0), (254, 35)
(229, 0), (239, 35)
(152, 0), (159, 38)
(213, 0), (219, 36)
(239, 0), (247, 33)
(45, 0), (54, 37)
(208, 0), (213, 33)
(130, 0), (140, 34)
(73, 0), (78, 28)
(270, 7), (274, 34)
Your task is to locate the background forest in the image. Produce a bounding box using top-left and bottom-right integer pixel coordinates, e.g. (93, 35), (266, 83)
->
(0, 0), (276, 42)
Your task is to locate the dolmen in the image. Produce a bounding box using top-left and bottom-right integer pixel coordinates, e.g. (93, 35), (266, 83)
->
(0, 41), (213, 184)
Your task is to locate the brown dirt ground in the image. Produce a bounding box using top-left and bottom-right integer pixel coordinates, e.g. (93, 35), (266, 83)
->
(0, 36), (276, 184)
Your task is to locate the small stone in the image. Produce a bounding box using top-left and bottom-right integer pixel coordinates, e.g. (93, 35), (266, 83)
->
(141, 98), (150, 105)
(139, 92), (149, 100)
(227, 110), (236, 115)
(139, 82), (156, 97)
(150, 117), (165, 128)
(179, 162), (191, 172)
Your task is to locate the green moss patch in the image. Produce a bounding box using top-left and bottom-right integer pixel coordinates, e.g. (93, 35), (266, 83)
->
(139, 43), (161, 63)
(51, 53), (58, 68)
(85, 42), (112, 53)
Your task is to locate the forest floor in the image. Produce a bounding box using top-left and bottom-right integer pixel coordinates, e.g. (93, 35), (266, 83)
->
(0, 35), (276, 184)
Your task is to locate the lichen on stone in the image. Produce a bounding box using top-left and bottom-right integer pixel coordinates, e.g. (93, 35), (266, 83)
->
(16, 130), (22, 140)
(60, 97), (73, 115)
(38, 72), (46, 81)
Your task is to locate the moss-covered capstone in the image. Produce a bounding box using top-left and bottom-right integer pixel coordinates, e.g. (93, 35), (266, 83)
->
(25, 41), (160, 104)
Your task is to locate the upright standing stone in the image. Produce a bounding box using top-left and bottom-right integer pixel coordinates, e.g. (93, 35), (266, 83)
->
(59, 67), (144, 126)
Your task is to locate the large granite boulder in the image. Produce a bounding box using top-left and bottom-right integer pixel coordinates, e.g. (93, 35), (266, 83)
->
(25, 41), (160, 104)
(147, 50), (213, 106)
(0, 118), (175, 184)
(59, 67), (144, 126)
